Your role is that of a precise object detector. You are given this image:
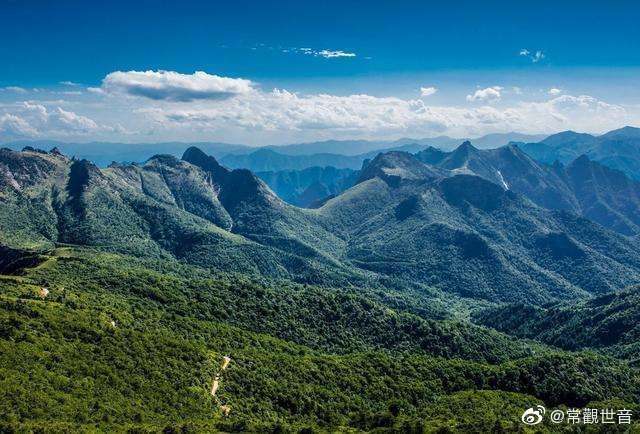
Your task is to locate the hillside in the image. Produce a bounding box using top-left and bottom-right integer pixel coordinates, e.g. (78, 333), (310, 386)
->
(4, 146), (640, 306)
(416, 142), (640, 236)
(474, 286), (640, 362)
(2, 248), (639, 432)
(255, 166), (358, 207)
(320, 163), (640, 303)
(520, 126), (640, 180)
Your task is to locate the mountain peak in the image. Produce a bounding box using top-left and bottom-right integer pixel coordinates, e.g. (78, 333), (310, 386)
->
(600, 125), (640, 140)
(540, 130), (597, 147)
(358, 151), (441, 186)
(182, 146), (230, 184)
(451, 141), (478, 155)
(460, 140), (475, 148)
(146, 154), (182, 167)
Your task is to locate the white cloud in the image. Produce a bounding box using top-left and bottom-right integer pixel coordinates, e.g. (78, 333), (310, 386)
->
(60, 81), (80, 86)
(1, 86), (27, 93)
(466, 86), (502, 103)
(548, 88), (562, 96)
(532, 51), (545, 63)
(317, 50), (356, 58)
(101, 70), (254, 102)
(0, 102), (111, 138)
(512, 86), (522, 95)
(520, 48), (545, 63)
(134, 87), (631, 142)
(294, 47), (357, 58)
(420, 86), (438, 97)
(0, 113), (38, 136)
(87, 87), (106, 95)
(2, 69), (636, 143)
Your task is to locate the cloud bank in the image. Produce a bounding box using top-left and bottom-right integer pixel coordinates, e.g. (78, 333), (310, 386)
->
(0, 70), (636, 143)
(0, 101), (114, 138)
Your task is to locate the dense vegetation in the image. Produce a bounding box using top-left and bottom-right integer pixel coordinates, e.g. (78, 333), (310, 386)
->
(2, 249), (639, 432)
(474, 286), (640, 363)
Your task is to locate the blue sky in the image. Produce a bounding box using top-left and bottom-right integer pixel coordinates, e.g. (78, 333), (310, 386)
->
(1, 0), (640, 144)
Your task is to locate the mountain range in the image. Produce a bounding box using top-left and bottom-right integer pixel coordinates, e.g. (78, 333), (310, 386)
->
(414, 141), (640, 236)
(3, 144), (640, 304)
(3, 134), (640, 431)
(520, 126), (640, 180)
(4, 131), (545, 168)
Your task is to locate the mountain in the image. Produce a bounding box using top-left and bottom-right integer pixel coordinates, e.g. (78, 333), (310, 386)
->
(5, 145), (640, 304)
(520, 126), (640, 180)
(3, 132), (550, 169)
(220, 148), (365, 171)
(262, 137), (459, 156)
(321, 155), (640, 303)
(256, 166), (358, 207)
(3, 145), (640, 431)
(416, 141), (640, 236)
(469, 132), (547, 149)
(267, 133), (548, 155)
(0, 146), (354, 285)
(5, 140), (255, 167)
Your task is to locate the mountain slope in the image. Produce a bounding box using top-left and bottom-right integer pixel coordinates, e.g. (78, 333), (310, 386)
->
(416, 142), (640, 236)
(0, 147), (354, 285)
(474, 285), (640, 362)
(255, 166), (358, 207)
(318, 151), (640, 303)
(520, 126), (640, 180)
(4, 146), (640, 431)
(3, 249), (639, 432)
(4, 146), (640, 305)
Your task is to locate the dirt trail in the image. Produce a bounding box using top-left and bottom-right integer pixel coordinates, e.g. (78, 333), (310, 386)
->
(210, 356), (232, 415)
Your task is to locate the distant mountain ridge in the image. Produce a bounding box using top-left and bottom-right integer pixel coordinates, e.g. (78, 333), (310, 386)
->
(256, 166), (358, 207)
(520, 126), (640, 180)
(3, 131), (547, 168)
(414, 141), (640, 236)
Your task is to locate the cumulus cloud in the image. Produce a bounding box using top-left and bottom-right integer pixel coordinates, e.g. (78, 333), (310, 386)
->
(520, 48), (545, 63)
(2, 69), (635, 143)
(466, 86), (502, 103)
(101, 70), (254, 102)
(133, 87), (631, 141)
(0, 113), (39, 136)
(548, 88), (562, 96)
(0, 102), (111, 138)
(420, 86), (438, 97)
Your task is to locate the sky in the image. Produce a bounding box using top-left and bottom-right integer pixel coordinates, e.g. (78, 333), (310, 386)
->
(1, 0), (640, 145)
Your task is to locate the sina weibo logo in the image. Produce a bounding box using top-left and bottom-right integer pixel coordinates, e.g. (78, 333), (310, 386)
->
(522, 405), (545, 425)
